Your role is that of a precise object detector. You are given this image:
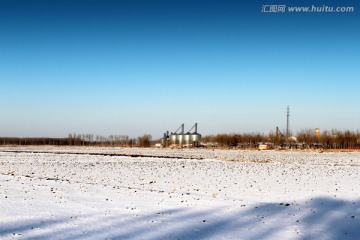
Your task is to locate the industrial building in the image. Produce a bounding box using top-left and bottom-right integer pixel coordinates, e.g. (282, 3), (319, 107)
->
(161, 123), (201, 147)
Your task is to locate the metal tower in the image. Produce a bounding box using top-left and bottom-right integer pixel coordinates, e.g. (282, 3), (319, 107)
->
(286, 106), (290, 138)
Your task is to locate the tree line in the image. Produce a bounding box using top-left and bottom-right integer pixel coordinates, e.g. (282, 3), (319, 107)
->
(202, 129), (360, 149)
(0, 129), (359, 149)
(0, 133), (153, 147)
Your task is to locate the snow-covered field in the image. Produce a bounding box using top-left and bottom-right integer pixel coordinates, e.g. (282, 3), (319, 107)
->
(1, 147), (359, 239)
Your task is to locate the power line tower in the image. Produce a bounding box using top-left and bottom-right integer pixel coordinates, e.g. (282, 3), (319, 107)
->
(286, 106), (290, 138)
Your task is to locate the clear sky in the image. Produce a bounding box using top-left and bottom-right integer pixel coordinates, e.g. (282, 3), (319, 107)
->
(1, 0), (359, 139)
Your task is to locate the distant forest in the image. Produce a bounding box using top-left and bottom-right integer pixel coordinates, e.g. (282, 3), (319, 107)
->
(0, 129), (359, 149)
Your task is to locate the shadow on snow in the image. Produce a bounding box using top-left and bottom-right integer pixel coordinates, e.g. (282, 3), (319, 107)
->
(1, 197), (359, 240)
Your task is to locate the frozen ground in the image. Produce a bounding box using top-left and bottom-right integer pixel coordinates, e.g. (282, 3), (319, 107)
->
(1, 147), (360, 239)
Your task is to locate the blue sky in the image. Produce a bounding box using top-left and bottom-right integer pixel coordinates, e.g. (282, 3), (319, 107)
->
(1, 0), (359, 138)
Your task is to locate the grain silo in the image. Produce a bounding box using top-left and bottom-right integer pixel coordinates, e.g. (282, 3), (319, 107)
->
(176, 133), (184, 145)
(169, 124), (184, 146)
(170, 133), (177, 144)
(184, 132), (191, 146)
(167, 123), (201, 147)
(190, 123), (201, 147)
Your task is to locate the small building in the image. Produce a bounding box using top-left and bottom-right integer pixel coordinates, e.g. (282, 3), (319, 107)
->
(258, 142), (273, 150)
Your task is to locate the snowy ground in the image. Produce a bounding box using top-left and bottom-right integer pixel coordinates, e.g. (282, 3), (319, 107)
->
(1, 147), (359, 239)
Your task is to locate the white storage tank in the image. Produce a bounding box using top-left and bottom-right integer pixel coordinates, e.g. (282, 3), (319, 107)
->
(170, 133), (177, 144)
(166, 124), (201, 147)
(184, 132), (191, 146)
(176, 134), (183, 145)
(191, 132), (201, 146)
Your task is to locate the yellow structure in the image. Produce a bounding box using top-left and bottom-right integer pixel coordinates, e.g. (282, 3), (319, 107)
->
(315, 128), (320, 137)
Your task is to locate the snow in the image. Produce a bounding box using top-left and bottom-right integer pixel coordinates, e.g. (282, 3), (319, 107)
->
(1, 147), (360, 239)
